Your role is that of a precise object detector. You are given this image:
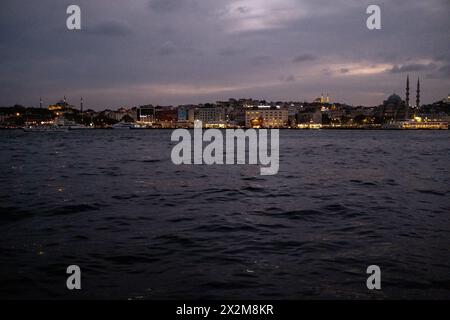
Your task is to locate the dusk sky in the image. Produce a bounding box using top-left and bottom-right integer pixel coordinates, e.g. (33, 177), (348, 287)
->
(1, 0), (449, 109)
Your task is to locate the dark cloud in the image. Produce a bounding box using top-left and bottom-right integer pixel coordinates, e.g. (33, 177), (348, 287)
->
(148, 0), (180, 13)
(250, 55), (273, 66)
(438, 65), (450, 76)
(293, 54), (317, 63)
(321, 68), (333, 76)
(280, 75), (296, 82)
(0, 0), (449, 108)
(389, 63), (437, 73)
(236, 6), (251, 14)
(426, 64), (450, 79)
(218, 47), (244, 57)
(84, 21), (132, 36)
(148, 0), (198, 13)
(158, 41), (177, 56)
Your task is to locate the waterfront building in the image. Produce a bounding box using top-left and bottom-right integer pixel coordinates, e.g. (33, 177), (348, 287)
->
(196, 106), (226, 128)
(0, 114), (7, 124)
(138, 105), (155, 124)
(177, 105), (196, 126)
(296, 109), (322, 128)
(226, 105), (246, 127)
(138, 105), (177, 127)
(245, 107), (288, 128)
(155, 107), (177, 128)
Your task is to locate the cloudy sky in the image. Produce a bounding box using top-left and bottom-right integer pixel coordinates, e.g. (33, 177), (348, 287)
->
(0, 0), (449, 109)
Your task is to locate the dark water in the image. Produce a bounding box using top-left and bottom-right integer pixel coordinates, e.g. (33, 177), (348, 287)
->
(0, 130), (449, 299)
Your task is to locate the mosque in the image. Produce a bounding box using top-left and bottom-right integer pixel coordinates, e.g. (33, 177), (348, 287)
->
(314, 93), (330, 104)
(381, 75), (420, 122)
(380, 77), (447, 129)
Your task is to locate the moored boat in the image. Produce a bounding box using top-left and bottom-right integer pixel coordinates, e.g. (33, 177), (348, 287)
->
(112, 122), (133, 129)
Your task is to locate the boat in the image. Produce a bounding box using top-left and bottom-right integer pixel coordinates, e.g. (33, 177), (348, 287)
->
(55, 117), (94, 130)
(401, 119), (448, 130)
(22, 117), (93, 132)
(68, 123), (94, 130)
(22, 125), (68, 132)
(130, 123), (151, 129)
(112, 122), (133, 129)
(382, 119), (448, 130)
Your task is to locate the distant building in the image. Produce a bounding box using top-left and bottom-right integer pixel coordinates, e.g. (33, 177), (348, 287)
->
(313, 93), (330, 104)
(106, 108), (136, 122)
(48, 97), (76, 112)
(225, 105), (246, 127)
(245, 107), (288, 128)
(380, 76), (421, 122)
(381, 93), (406, 121)
(138, 105), (155, 124)
(177, 105), (196, 123)
(155, 108), (177, 123)
(196, 106), (226, 127)
(325, 105), (346, 122)
(297, 109), (322, 126)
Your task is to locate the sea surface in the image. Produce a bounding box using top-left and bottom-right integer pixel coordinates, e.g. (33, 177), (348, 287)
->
(0, 129), (449, 299)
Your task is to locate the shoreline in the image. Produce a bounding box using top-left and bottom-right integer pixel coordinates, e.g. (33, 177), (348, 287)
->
(1, 127), (449, 131)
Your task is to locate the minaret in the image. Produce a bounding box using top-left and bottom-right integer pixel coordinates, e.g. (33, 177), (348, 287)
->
(80, 97), (84, 121)
(405, 75), (410, 120)
(326, 93), (330, 103)
(320, 92), (324, 103)
(39, 97), (43, 109)
(416, 78), (420, 110)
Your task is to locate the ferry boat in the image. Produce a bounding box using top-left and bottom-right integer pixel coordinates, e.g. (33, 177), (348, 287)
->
(22, 117), (92, 132)
(382, 118), (448, 130)
(401, 120), (448, 130)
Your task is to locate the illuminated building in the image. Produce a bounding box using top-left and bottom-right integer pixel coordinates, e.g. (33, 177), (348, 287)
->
(196, 106), (226, 128)
(245, 107), (288, 128)
(177, 105), (196, 122)
(314, 93), (324, 104)
(48, 97), (78, 114)
(138, 105), (155, 124)
(313, 93), (330, 104)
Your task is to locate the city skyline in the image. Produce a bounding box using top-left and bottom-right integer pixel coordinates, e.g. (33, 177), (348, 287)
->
(6, 75), (448, 111)
(3, 73), (448, 131)
(1, 0), (449, 108)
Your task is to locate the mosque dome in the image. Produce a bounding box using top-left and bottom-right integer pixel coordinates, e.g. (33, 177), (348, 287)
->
(386, 93), (403, 106)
